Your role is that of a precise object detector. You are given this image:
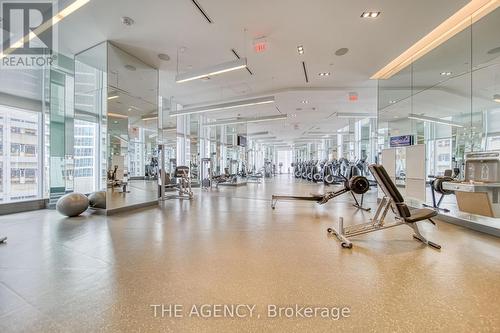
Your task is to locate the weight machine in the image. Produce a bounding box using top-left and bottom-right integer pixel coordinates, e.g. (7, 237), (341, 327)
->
(161, 166), (194, 200)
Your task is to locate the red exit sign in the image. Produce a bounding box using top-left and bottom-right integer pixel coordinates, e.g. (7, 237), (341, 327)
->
(253, 37), (267, 53)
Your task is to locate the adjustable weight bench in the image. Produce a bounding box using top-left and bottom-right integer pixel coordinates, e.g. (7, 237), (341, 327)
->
(327, 164), (441, 250)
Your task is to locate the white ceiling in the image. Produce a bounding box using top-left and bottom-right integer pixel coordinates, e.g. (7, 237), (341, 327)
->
(57, 0), (471, 142)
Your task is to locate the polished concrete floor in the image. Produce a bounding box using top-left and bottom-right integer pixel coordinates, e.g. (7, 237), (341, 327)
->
(107, 179), (158, 210)
(1, 175), (500, 332)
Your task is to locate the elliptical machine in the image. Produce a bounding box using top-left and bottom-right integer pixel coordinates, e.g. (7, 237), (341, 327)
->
(294, 161), (303, 178)
(312, 160), (324, 182)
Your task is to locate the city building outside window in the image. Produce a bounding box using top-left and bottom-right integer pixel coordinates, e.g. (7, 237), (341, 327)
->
(0, 105), (42, 203)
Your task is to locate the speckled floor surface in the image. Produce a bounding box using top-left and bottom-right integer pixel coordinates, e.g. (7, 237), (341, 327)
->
(1, 175), (500, 332)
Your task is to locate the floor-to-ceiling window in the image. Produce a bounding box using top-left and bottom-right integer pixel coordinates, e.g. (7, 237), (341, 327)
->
(0, 67), (44, 205)
(0, 106), (42, 203)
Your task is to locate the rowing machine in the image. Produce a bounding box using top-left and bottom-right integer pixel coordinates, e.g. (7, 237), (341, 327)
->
(423, 170), (456, 213)
(271, 175), (371, 211)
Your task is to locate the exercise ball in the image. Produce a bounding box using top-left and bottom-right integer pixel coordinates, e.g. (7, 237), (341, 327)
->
(56, 193), (89, 217)
(88, 191), (106, 209)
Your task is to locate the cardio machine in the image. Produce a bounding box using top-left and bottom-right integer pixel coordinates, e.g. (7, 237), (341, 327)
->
(271, 173), (371, 211)
(423, 169), (458, 213)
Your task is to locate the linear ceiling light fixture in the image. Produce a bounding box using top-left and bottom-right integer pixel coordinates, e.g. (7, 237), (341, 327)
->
(371, 0), (500, 79)
(253, 136), (278, 140)
(247, 131), (270, 136)
(203, 114), (287, 127)
(302, 61), (309, 83)
(1, 0), (91, 58)
(142, 114), (158, 121)
(231, 49), (253, 75)
(336, 112), (377, 118)
(175, 58), (247, 83)
(170, 96), (275, 117)
(408, 113), (464, 128)
(191, 0), (213, 23)
(108, 113), (129, 119)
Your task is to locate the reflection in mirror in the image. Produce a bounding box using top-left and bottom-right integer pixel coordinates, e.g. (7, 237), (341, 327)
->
(74, 43), (107, 209)
(106, 43), (158, 211)
(190, 115), (200, 186)
(377, 7), (500, 225)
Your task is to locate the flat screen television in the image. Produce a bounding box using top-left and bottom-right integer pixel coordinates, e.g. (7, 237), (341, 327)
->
(390, 135), (414, 147)
(237, 135), (247, 147)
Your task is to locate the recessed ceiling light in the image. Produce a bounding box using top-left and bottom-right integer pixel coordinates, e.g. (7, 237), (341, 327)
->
(158, 53), (170, 61)
(494, 94), (500, 103)
(361, 11), (380, 18)
(121, 16), (135, 26)
(318, 72), (331, 76)
(124, 64), (136, 71)
(297, 45), (304, 55)
(440, 71), (452, 76)
(301, 100), (309, 104)
(389, 100), (397, 104)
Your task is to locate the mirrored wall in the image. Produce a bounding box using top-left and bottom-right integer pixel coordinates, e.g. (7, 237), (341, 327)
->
(377, 8), (500, 223)
(106, 43), (159, 211)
